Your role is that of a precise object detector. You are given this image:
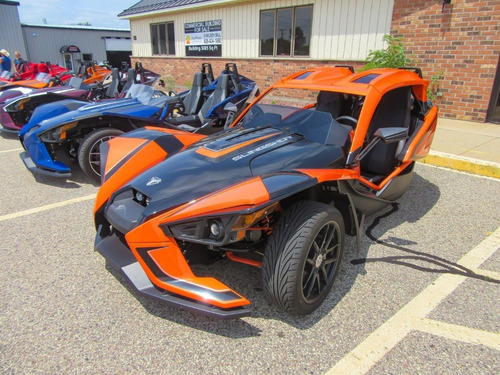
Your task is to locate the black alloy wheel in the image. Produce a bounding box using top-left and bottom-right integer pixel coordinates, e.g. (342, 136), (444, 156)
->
(301, 220), (341, 304)
(262, 200), (345, 315)
(78, 127), (124, 183)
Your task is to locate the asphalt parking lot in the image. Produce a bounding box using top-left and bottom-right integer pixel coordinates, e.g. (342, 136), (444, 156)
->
(1, 133), (499, 374)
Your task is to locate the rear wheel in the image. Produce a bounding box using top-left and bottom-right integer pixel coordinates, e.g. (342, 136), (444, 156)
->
(262, 201), (344, 315)
(78, 128), (123, 183)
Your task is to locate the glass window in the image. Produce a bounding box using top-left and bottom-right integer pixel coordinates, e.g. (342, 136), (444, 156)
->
(259, 5), (313, 57)
(159, 24), (167, 55)
(260, 10), (275, 55)
(276, 8), (292, 56)
(151, 22), (175, 56)
(151, 24), (159, 55)
(167, 23), (176, 55)
(294, 6), (313, 56)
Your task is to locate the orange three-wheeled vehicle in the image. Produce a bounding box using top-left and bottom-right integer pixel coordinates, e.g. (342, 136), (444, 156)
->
(94, 66), (437, 318)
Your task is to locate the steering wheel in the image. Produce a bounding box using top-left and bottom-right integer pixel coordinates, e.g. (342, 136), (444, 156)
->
(168, 91), (185, 114)
(335, 116), (358, 127)
(91, 81), (106, 100)
(49, 74), (63, 87)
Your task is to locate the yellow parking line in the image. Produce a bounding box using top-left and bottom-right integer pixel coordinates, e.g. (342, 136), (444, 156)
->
(0, 194), (96, 222)
(410, 317), (500, 351)
(421, 152), (500, 179)
(0, 148), (23, 154)
(325, 226), (500, 375)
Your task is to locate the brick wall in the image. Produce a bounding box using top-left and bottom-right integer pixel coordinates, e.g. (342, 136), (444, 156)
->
(133, 56), (363, 94)
(392, 0), (500, 121)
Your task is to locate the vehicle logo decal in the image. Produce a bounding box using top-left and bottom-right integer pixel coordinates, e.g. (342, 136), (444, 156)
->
(146, 176), (162, 186)
(232, 136), (293, 161)
(197, 133), (278, 158)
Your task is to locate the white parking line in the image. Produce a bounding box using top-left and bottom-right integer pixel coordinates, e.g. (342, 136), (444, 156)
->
(0, 148), (23, 154)
(0, 194), (96, 222)
(325, 226), (500, 375)
(410, 317), (500, 351)
(467, 267), (500, 281)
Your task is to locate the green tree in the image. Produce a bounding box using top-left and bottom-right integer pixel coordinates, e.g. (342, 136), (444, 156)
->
(363, 34), (411, 70)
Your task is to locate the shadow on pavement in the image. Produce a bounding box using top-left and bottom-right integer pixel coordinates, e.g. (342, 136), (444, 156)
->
(29, 164), (99, 188)
(105, 262), (263, 338)
(351, 206), (500, 285)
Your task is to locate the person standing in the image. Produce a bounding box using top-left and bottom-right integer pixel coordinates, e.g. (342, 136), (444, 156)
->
(13, 51), (25, 72)
(0, 49), (12, 73)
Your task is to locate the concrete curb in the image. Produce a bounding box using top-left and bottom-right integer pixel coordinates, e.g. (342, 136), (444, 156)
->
(420, 151), (500, 179)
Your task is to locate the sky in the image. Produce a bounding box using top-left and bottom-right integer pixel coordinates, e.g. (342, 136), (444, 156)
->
(17, 0), (139, 29)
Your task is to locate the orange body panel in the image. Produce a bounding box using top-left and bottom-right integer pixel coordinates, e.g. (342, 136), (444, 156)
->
(94, 141), (168, 214)
(6, 79), (51, 89)
(402, 106), (438, 162)
(126, 219), (250, 308)
(169, 132), (206, 146)
(163, 178), (270, 223)
(104, 137), (147, 174)
(298, 168), (360, 183)
(83, 66), (112, 84)
(347, 71), (430, 157)
(226, 252), (263, 268)
(143, 126), (207, 146)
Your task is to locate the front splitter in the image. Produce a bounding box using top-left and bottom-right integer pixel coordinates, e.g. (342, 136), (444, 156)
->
(94, 228), (251, 319)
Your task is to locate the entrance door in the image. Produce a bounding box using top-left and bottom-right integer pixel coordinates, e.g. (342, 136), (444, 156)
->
(487, 54), (500, 124)
(63, 53), (74, 71)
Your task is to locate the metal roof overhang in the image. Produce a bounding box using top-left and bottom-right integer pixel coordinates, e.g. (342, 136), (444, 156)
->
(60, 45), (81, 53)
(118, 0), (253, 19)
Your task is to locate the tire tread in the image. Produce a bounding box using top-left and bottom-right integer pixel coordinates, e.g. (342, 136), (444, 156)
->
(262, 200), (344, 314)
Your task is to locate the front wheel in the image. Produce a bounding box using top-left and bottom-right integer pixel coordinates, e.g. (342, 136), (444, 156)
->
(78, 128), (123, 183)
(262, 201), (344, 315)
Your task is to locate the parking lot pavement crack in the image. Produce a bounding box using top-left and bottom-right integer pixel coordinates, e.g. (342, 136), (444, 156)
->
(409, 316), (500, 351)
(0, 193), (96, 222)
(325, 226), (500, 375)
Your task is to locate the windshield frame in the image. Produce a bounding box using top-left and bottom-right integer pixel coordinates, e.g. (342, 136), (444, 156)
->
(125, 84), (166, 105)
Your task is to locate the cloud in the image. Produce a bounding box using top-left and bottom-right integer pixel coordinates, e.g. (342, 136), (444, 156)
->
(17, 0), (135, 28)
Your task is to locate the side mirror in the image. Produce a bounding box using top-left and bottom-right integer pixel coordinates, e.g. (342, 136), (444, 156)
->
(223, 102), (238, 128)
(353, 127), (409, 165)
(374, 127), (409, 143)
(223, 102), (237, 113)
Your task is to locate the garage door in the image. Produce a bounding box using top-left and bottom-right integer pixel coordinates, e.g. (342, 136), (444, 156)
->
(105, 38), (131, 52)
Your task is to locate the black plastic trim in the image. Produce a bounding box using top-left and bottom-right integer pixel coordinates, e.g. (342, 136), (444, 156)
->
(0, 126), (19, 134)
(19, 151), (71, 178)
(95, 228), (251, 319)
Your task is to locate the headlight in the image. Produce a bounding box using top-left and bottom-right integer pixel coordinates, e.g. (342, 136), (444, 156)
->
(164, 202), (278, 246)
(133, 189), (151, 207)
(209, 220), (223, 239)
(39, 122), (78, 142)
(231, 202), (278, 230)
(4, 97), (29, 112)
(166, 216), (234, 244)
